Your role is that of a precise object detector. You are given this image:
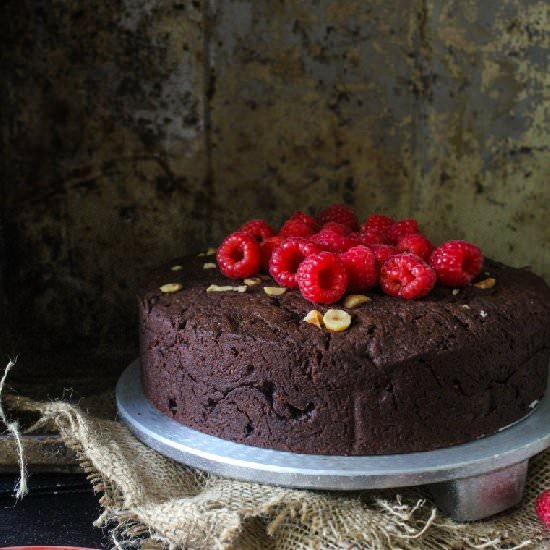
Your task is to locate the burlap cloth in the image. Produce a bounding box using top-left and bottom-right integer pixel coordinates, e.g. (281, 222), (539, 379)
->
(3, 369), (550, 549)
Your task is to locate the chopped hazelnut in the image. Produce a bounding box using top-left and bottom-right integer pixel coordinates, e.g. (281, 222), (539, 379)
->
(198, 247), (217, 257)
(203, 262), (217, 269)
(264, 286), (287, 296)
(474, 277), (496, 290)
(344, 294), (371, 309)
(480, 310), (488, 318)
(207, 284), (247, 293)
(160, 283), (183, 293)
(461, 304), (471, 309)
(244, 277), (261, 286)
(303, 310), (323, 328)
(452, 289), (460, 296)
(323, 309), (352, 332)
(170, 265), (183, 271)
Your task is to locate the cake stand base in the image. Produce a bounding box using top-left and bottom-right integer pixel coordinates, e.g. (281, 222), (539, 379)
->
(116, 360), (550, 521)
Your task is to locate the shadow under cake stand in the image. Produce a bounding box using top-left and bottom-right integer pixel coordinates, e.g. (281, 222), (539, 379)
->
(116, 360), (550, 521)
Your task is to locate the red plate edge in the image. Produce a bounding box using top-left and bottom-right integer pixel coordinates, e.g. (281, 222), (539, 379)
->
(0, 547), (100, 550)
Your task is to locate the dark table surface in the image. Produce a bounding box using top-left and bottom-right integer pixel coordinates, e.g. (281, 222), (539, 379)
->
(0, 474), (108, 548)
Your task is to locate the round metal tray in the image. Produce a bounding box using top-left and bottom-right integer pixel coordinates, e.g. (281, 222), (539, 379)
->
(117, 360), (550, 491)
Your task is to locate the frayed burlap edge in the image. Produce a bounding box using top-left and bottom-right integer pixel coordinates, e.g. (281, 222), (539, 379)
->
(2, 361), (550, 550)
(0, 358), (27, 499)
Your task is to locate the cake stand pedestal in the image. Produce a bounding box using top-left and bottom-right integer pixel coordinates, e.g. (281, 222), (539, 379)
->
(116, 360), (550, 521)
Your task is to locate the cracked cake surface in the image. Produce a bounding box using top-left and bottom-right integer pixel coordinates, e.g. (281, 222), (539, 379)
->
(138, 256), (550, 455)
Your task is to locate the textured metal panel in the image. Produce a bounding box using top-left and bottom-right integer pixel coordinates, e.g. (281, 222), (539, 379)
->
(414, 0), (549, 277)
(209, 0), (420, 237)
(1, 1), (209, 359)
(0, 435), (79, 473)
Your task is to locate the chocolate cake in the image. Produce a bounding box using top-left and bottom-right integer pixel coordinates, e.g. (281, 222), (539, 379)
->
(138, 256), (550, 455)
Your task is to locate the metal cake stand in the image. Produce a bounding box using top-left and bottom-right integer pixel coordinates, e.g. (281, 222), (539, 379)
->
(116, 360), (550, 521)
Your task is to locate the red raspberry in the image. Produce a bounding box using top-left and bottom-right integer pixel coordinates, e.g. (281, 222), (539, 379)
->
(321, 222), (351, 235)
(269, 238), (320, 288)
(535, 488), (550, 529)
(311, 229), (362, 253)
(397, 233), (434, 261)
(260, 236), (284, 271)
(340, 246), (378, 292)
(371, 244), (399, 266)
(359, 226), (388, 246)
(288, 211), (319, 232)
(279, 219), (315, 239)
(430, 240), (484, 287)
(238, 219), (275, 242)
(380, 253), (436, 300)
(296, 252), (348, 304)
(316, 204), (360, 231)
(361, 214), (394, 233)
(217, 232), (262, 279)
(384, 219), (419, 244)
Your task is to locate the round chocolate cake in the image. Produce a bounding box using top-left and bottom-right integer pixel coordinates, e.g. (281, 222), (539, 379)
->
(138, 255), (550, 455)
(139, 257), (550, 455)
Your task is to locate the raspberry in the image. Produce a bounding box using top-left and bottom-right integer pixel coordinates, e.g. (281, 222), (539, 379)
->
(269, 238), (320, 288)
(217, 232), (262, 279)
(397, 233), (434, 261)
(260, 236), (284, 271)
(384, 219), (419, 244)
(380, 253), (436, 299)
(279, 219), (315, 239)
(361, 214), (394, 233)
(317, 204), (360, 231)
(288, 211), (319, 232)
(340, 246), (378, 291)
(238, 219), (275, 242)
(311, 229), (362, 253)
(321, 222), (351, 235)
(359, 226), (388, 246)
(371, 244), (399, 266)
(535, 488), (550, 529)
(430, 240), (484, 287)
(296, 252), (348, 304)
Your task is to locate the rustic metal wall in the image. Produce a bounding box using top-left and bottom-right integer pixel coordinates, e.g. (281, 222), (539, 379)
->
(1, 1), (209, 375)
(416, 1), (549, 275)
(0, 0), (548, 379)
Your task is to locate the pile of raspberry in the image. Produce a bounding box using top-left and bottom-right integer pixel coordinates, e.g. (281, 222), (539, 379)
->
(216, 204), (484, 304)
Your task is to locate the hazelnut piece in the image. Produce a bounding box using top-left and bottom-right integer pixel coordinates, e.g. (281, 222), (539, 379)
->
(264, 287), (286, 296)
(344, 294), (371, 309)
(160, 283), (183, 293)
(198, 247), (217, 257)
(206, 284), (247, 293)
(323, 309), (352, 332)
(474, 278), (496, 290)
(303, 310), (323, 328)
